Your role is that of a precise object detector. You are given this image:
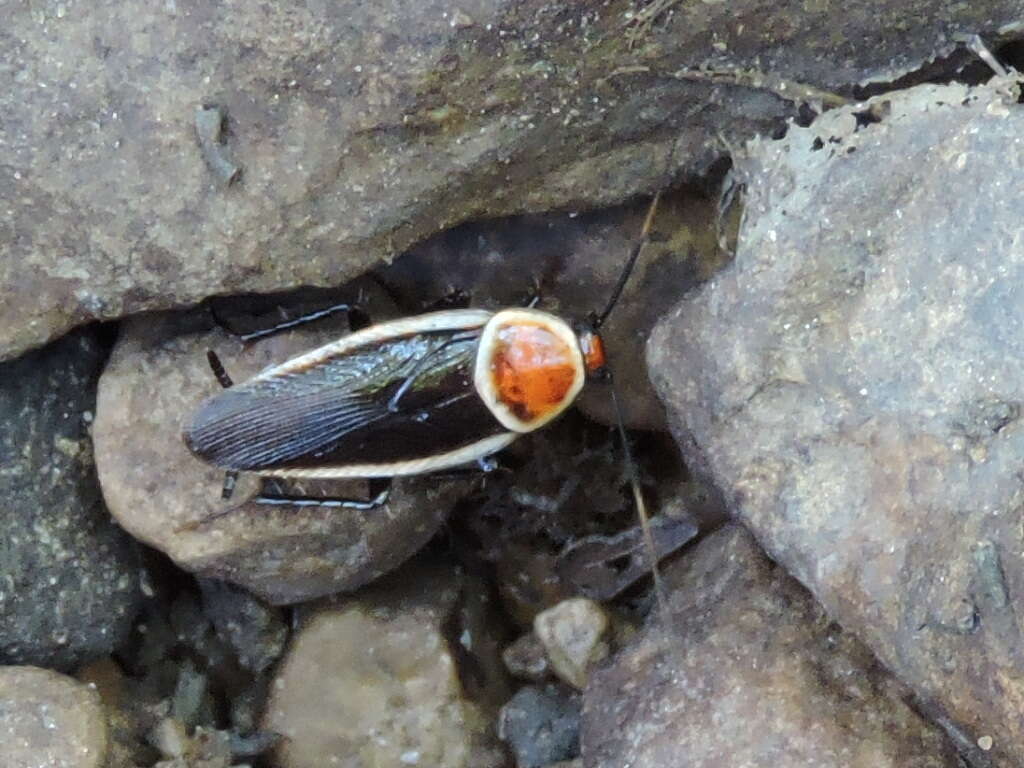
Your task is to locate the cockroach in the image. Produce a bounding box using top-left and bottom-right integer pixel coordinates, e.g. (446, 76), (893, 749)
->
(184, 192), (673, 636)
(185, 196), (661, 511)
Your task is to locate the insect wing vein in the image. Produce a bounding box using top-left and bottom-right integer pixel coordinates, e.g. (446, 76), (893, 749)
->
(186, 327), (493, 472)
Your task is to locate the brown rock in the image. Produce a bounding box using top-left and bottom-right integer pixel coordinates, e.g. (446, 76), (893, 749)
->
(0, 666), (108, 768)
(93, 288), (469, 604)
(4, 0), (1018, 359)
(262, 560), (507, 768)
(583, 526), (960, 767)
(648, 77), (1024, 765)
(503, 633), (550, 682)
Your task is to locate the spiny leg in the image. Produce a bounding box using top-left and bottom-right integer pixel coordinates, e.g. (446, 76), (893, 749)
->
(204, 349), (240, 499)
(421, 454), (508, 480)
(220, 471), (238, 500)
(176, 478), (392, 532)
(255, 477), (391, 510)
(206, 349), (234, 388)
(209, 293), (371, 343)
(236, 301), (364, 342)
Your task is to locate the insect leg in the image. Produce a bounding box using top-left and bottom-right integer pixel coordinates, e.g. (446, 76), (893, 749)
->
(425, 288), (472, 311)
(206, 349), (234, 388)
(234, 302), (362, 342)
(592, 191), (661, 328)
(477, 454), (499, 472)
(209, 290), (372, 342)
(255, 479), (391, 510)
(221, 470), (239, 500)
(421, 454), (509, 480)
(521, 275), (543, 308)
(203, 349), (241, 499)
(176, 479), (391, 533)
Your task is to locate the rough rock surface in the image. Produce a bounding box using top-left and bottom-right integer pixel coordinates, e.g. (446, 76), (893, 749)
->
(262, 560), (507, 768)
(94, 292), (473, 604)
(4, 0), (1020, 359)
(0, 666), (109, 768)
(583, 525), (960, 767)
(649, 77), (1024, 765)
(0, 329), (141, 669)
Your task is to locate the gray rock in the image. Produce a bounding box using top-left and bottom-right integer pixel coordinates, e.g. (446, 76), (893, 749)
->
(648, 77), (1024, 765)
(4, 0), (1019, 359)
(583, 526), (960, 767)
(503, 633), (550, 682)
(0, 329), (141, 669)
(498, 684), (581, 768)
(0, 666), (109, 768)
(93, 290), (470, 604)
(198, 579), (287, 675)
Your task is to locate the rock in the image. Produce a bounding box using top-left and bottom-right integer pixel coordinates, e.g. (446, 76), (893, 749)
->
(555, 499), (701, 601)
(0, 666), (109, 768)
(503, 633), (550, 682)
(534, 599), (611, 690)
(648, 76), (1024, 765)
(94, 289), (470, 604)
(262, 559), (507, 768)
(75, 596), (277, 767)
(0, 329), (142, 669)
(197, 579), (287, 675)
(583, 525), (961, 767)
(151, 717), (191, 760)
(151, 724), (233, 768)
(498, 684), (581, 768)
(4, 0), (1018, 360)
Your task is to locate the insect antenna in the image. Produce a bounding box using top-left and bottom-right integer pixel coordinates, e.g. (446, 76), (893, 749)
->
(607, 376), (674, 647)
(596, 184), (682, 672)
(593, 190), (661, 329)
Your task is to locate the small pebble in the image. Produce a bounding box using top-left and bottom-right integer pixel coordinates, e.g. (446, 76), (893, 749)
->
(502, 632), (550, 681)
(533, 598), (610, 690)
(0, 667), (108, 768)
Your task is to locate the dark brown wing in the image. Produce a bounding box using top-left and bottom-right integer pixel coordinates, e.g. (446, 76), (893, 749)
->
(184, 329), (504, 471)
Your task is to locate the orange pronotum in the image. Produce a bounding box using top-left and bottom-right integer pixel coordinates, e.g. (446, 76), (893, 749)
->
(491, 322), (577, 422)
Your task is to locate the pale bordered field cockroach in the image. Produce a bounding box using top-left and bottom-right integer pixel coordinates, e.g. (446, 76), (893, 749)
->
(183, 194), (672, 617)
